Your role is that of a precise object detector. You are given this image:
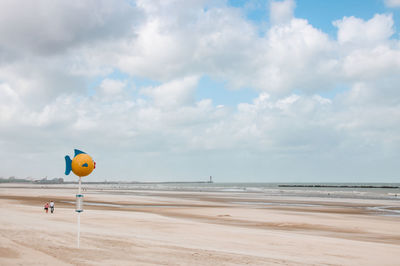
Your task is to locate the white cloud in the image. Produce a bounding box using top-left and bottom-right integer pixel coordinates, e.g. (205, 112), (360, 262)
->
(0, 0), (141, 57)
(260, 18), (335, 94)
(98, 79), (127, 96)
(113, 4), (258, 84)
(141, 76), (199, 108)
(342, 45), (400, 81)
(104, 3), (336, 95)
(0, 83), (21, 121)
(384, 0), (400, 8)
(270, 0), (296, 25)
(334, 14), (394, 46)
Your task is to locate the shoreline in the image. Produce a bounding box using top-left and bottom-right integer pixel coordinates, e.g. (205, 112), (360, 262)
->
(278, 184), (399, 188)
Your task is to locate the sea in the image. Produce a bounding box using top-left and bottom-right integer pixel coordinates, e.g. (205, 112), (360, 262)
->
(67, 182), (400, 216)
(86, 182), (400, 201)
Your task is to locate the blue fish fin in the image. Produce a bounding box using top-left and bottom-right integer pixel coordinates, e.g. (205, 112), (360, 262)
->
(65, 156), (72, 175)
(74, 149), (86, 157)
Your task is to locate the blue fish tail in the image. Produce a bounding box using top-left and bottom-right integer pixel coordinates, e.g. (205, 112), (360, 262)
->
(65, 155), (72, 175)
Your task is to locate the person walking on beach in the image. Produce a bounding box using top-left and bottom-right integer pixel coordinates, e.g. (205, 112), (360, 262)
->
(50, 201), (55, 213)
(44, 202), (49, 213)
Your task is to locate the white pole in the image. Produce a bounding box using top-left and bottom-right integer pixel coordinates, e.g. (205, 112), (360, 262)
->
(77, 212), (80, 248)
(77, 177), (81, 248)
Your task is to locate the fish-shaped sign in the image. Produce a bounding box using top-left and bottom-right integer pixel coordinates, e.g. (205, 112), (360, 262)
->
(65, 149), (95, 177)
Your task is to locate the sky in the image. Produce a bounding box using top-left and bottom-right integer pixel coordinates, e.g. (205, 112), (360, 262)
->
(1, 0), (400, 183)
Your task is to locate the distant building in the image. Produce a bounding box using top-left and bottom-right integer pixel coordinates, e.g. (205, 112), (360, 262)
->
(34, 177), (64, 184)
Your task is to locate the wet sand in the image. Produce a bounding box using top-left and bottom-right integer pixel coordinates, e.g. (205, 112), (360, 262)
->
(1, 184), (400, 265)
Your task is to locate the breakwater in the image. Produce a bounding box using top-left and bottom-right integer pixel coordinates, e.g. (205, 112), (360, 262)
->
(278, 185), (399, 189)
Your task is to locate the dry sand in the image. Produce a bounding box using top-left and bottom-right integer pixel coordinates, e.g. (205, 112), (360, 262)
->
(1, 184), (400, 265)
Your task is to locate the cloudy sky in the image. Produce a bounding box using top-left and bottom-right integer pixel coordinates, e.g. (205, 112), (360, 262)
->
(1, 0), (400, 182)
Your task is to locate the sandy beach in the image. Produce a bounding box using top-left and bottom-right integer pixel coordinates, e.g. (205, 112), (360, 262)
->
(1, 184), (400, 265)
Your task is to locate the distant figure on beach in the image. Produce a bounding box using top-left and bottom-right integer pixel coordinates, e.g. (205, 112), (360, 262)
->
(50, 201), (55, 213)
(44, 202), (49, 213)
